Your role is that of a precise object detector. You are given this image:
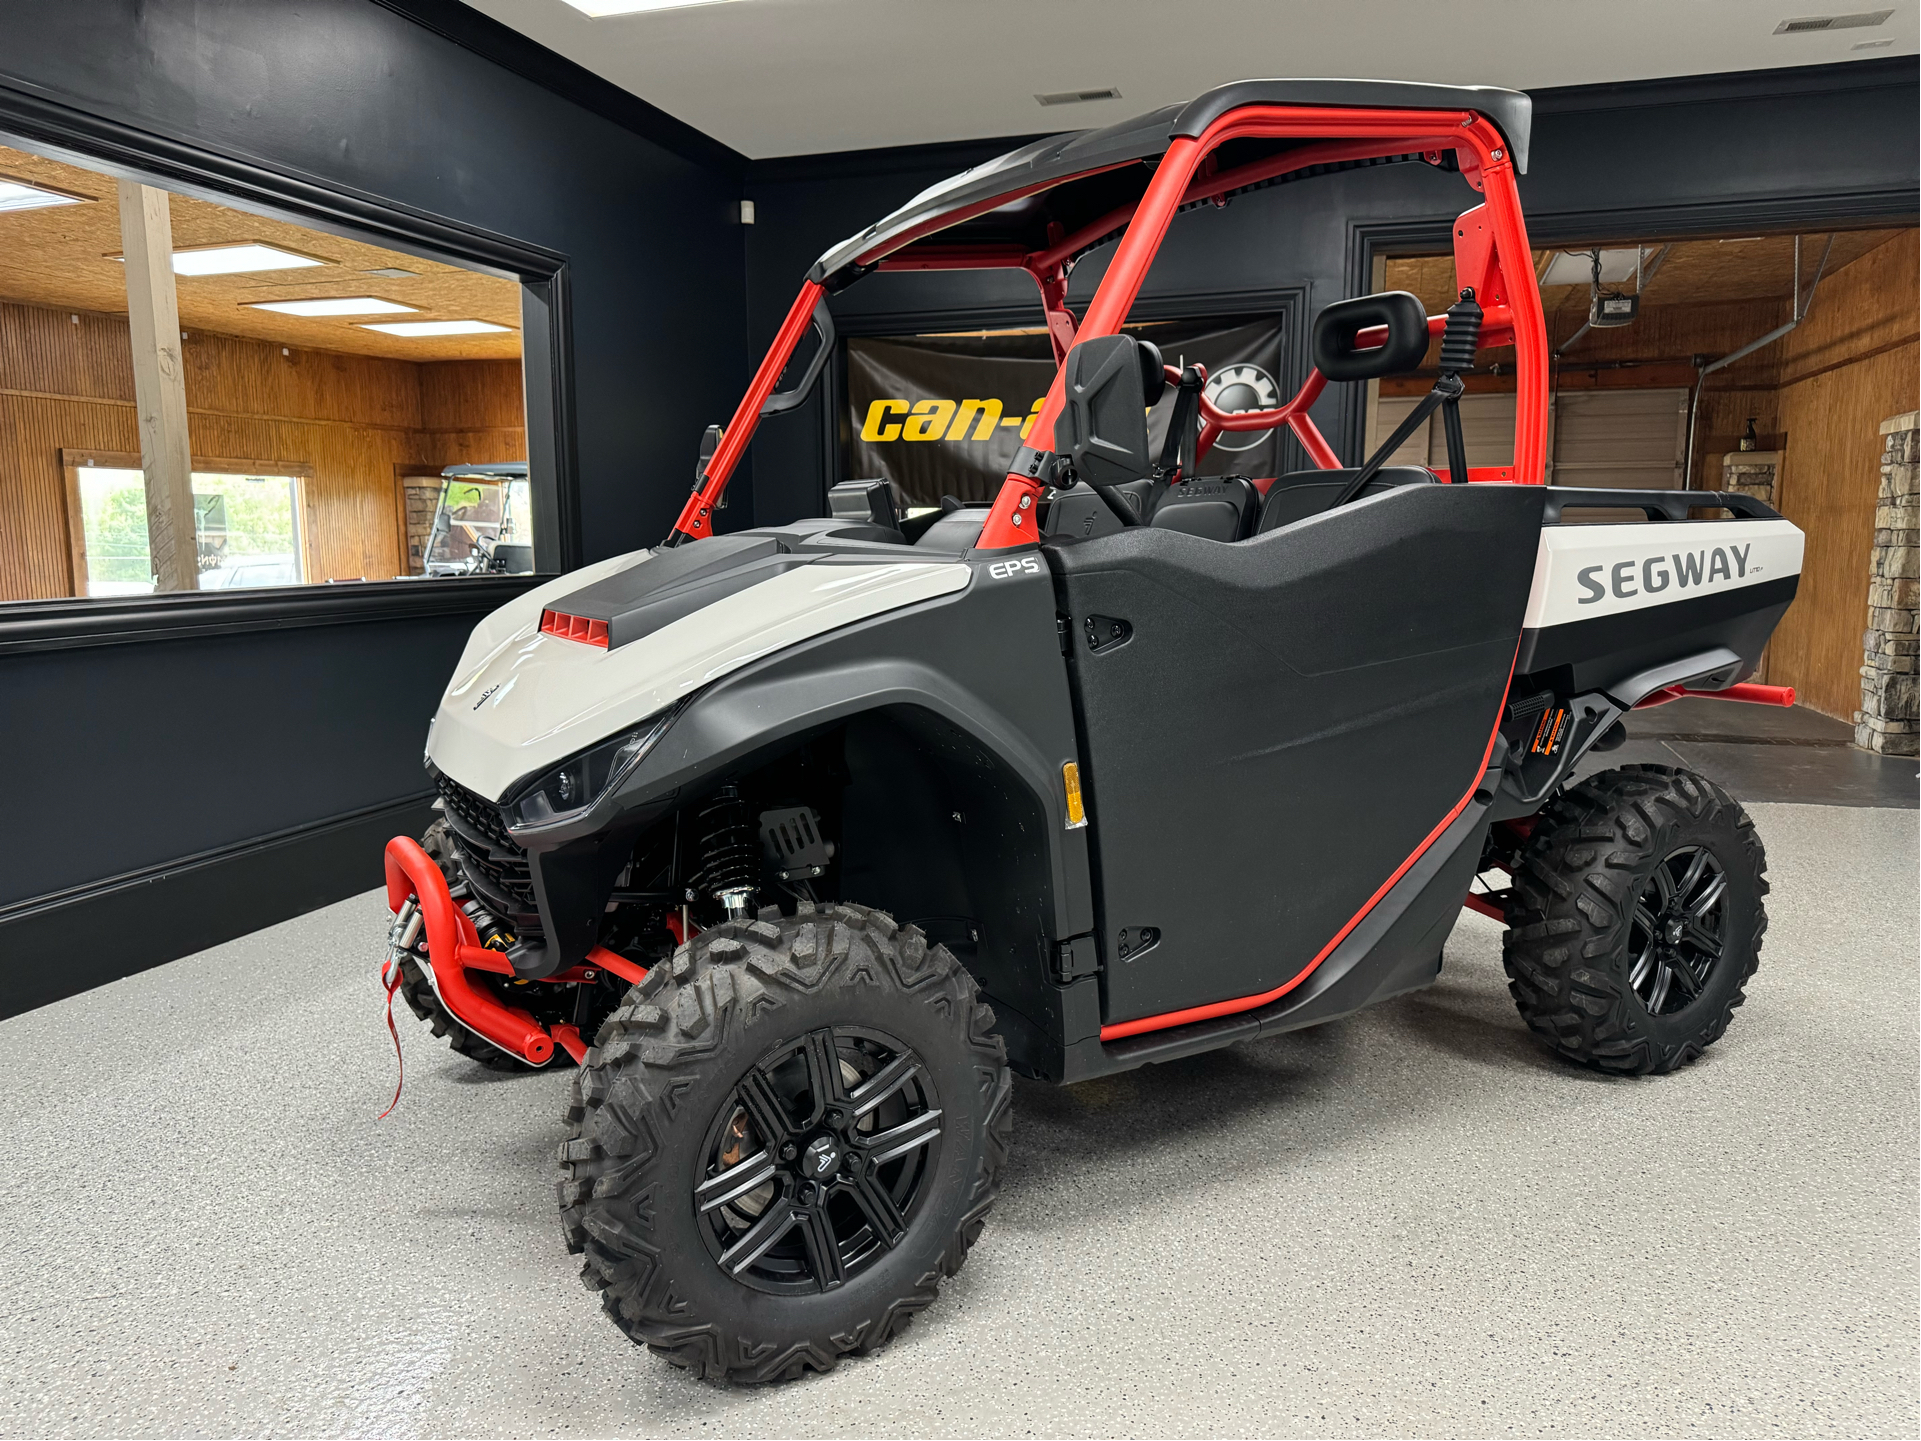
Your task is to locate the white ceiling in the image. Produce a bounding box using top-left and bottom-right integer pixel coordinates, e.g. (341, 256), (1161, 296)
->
(462, 0), (1919, 159)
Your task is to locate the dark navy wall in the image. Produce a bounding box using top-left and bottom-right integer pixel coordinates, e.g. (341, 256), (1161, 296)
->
(0, 0), (748, 1014)
(741, 59), (1920, 524)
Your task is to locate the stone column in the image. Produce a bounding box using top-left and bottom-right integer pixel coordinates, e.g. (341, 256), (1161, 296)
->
(1719, 451), (1781, 507)
(1855, 412), (1918, 755)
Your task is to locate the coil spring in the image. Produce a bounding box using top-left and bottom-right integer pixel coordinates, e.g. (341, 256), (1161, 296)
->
(695, 785), (757, 900)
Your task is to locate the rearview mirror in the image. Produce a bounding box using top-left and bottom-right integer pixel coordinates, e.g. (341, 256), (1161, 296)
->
(1055, 334), (1164, 486)
(1311, 291), (1430, 381)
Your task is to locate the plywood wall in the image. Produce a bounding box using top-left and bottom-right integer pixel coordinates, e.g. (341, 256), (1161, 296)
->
(1766, 231), (1920, 722)
(0, 300), (525, 599)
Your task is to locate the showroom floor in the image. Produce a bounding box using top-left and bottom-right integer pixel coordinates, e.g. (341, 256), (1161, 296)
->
(1, 726), (1914, 1438)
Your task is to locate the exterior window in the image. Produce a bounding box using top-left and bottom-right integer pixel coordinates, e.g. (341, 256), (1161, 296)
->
(66, 462), (305, 596)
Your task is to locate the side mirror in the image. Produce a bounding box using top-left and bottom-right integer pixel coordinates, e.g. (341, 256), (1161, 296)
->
(1055, 334), (1164, 487)
(1311, 291), (1430, 381)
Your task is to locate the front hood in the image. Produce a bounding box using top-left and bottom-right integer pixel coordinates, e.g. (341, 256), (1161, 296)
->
(427, 543), (971, 801)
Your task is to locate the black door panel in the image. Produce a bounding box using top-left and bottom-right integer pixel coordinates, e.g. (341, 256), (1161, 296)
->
(1048, 483), (1546, 1026)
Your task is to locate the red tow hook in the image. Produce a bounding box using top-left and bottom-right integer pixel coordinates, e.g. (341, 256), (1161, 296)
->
(384, 835), (556, 1066)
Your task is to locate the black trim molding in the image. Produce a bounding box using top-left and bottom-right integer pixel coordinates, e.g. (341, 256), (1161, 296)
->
(0, 576), (546, 656)
(0, 71), (584, 633)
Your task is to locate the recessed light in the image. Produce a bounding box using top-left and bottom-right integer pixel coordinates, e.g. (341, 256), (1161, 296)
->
(356, 319), (513, 337)
(560, 0), (746, 14)
(0, 174), (91, 213)
(246, 296), (418, 316)
(108, 242), (329, 276)
(172, 242), (328, 276)
(1853, 36), (1895, 47)
(361, 266), (419, 279)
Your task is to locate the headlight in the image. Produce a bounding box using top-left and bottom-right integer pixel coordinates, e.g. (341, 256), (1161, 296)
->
(504, 708), (678, 831)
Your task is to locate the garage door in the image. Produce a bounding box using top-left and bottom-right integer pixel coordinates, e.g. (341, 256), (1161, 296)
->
(1367, 387), (1687, 487)
(1549, 389), (1688, 489)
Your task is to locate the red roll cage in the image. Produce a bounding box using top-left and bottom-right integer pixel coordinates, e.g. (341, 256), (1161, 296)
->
(670, 99), (1547, 549)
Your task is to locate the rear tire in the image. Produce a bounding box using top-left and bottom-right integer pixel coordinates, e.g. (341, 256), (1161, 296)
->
(557, 902), (1012, 1383)
(1502, 765), (1768, 1075)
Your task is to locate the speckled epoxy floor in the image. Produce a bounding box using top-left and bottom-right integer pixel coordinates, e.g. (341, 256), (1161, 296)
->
(1, 801), (1914, 1439)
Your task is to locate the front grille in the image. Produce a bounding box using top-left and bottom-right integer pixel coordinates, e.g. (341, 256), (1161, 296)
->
(434, 771), (537, 916)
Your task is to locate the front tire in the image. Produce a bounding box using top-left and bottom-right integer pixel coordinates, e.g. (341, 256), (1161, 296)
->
(1503, 765), (1768, 1075)
(557, 902), (1012, 1383)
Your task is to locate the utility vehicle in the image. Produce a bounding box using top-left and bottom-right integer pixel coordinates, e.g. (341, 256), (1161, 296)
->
(420, 462), (535, 577)
(381, 79), (1802, 1383)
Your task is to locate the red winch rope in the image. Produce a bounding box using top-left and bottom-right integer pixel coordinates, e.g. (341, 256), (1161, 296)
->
(377, 954), (406, 1120)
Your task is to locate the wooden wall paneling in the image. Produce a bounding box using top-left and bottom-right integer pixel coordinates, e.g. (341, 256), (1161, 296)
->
(1764, 233), (1920, 722)
(0, 298), (529, 599)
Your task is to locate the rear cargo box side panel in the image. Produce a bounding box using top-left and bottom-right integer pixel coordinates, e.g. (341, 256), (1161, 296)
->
(1517, 519), (1803, 694)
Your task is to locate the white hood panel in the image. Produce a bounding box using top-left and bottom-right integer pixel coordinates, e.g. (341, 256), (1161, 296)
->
(428, 558), (971, 800)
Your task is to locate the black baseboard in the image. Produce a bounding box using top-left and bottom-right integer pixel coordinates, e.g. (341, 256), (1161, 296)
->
(0, 795), (436, 1020)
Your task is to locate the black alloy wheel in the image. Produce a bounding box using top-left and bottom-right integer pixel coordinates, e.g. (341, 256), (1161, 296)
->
(1502, 765), (1768, 1075)
(695, 1026), (942, 1294)
(557, 902), (1012, 1382)
(1626, 846), (1729, 1016)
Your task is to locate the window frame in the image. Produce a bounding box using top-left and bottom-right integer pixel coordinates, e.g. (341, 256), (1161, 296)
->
(0, 81), (575, 653)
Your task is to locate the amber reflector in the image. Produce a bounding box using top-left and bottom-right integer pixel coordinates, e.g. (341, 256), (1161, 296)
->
(1063, 761), (1087, 829)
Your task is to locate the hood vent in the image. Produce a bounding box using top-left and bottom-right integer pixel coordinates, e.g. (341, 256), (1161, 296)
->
(539, 609), (609, 647)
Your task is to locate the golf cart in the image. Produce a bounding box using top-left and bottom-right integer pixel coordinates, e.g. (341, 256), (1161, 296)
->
(381, 79), (1802, 1382)
(421, 462), (535, 577)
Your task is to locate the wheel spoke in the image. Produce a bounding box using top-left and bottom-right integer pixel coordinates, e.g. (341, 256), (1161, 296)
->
(1665, 952), (1703, 999)
(1632, 901), (1659, 942)
(1651, 862), (1678, 907)
(716, 1200), (800, 1275)
(1684, 918), (1725, 960)
(736, 1066), (795, 1151)
(1647, 962), (1673, 1013)
(843, 1167), (906, 1248)
(1675, 849), (1710, 903)
(1688, 871), (1728, 919)
(859, 1107), (943, 1165)
(1628, 941), (1658, 992)
(796, 1204), (845, 1291)
(849, 1048), (923, 1119)
(797, 1028), (847, 1127)
(695, 1151), (777, 1214)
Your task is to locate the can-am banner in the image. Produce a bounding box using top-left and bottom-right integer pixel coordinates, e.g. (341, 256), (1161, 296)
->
(844, 315), (1289, 507)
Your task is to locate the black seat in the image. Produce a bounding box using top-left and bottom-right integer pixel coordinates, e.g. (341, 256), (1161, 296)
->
(1150, 476), (1261, 542)
(1256, 466), (1436, 534)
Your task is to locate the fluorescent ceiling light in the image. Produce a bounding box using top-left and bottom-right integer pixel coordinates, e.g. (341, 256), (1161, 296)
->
(0, 175), (91, 213)
(247, 296), (417, 317)
(173, 243), (327, 275)
(560, 0), (747, 14)
(112, 243), (329, 276)
(1541, 249), (1643, 286)
(357, 319), (512, 337)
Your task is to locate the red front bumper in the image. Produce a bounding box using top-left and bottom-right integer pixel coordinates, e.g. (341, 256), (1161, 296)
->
(382, 834), (646, 1066)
